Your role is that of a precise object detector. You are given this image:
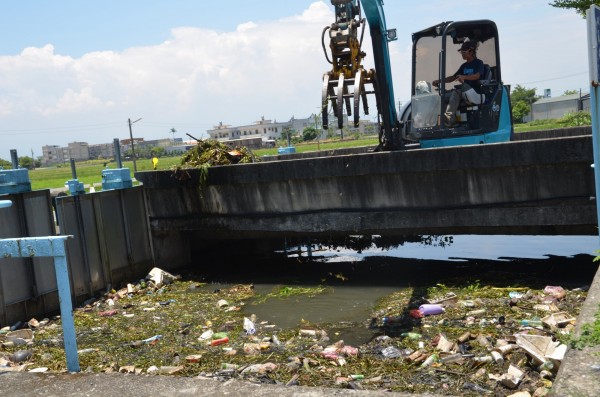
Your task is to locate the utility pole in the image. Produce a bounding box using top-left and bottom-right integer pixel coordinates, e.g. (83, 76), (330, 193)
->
(128, 117), (142, 172)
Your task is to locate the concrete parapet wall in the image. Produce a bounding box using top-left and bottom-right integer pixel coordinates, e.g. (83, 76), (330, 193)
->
(137, 135), (596, 238)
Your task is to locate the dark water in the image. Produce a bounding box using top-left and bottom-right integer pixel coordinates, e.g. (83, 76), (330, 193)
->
(296, 235), (598, 262)
(202, 235), (598, 346)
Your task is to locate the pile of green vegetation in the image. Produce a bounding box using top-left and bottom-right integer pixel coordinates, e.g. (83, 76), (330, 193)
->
(179, 140), (258, 168)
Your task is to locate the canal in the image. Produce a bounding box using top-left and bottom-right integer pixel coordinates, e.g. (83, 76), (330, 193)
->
(196, 235), (598, 347)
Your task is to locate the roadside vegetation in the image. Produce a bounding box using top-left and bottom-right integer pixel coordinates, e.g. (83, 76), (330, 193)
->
(514, 111), (591, 133)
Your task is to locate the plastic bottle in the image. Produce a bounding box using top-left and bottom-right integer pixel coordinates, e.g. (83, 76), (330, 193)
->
(440, 353), (463, 364)
(520, 318), (543, 327)
(538, 360), (554, 371)
(419, 304), (444, 316)
(243, 317), (256, 335)
(211, 337), (229, 346)
(382, 316), (403, 327)
(490, 350), (504, 365)
(401, 332), (422, 339)
(420, 354), (438, 368)
(381, 346), (404, 359)
(466, 309), (486, 317)
(142, 335), (162, 344)
(199, 330), (214, 341)
(457, 332), (471, 343)
(494, 344), (518, 355)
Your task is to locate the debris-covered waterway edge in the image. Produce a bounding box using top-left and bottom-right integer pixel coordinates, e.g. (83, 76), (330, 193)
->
(0, 257), (597, 397)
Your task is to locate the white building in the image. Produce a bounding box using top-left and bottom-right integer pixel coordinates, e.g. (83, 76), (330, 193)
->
(207, 117), (291, 142)
(41, 145), (65, 166)
(531, 92), (590, 121)
(206, 114), (344, 142)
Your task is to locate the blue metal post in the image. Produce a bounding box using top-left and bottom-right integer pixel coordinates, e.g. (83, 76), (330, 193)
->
(588, 5), (600, 244)
(591, 86), (600, 244)
(53, 246), (80, 372)
(0, 236), (80, 372)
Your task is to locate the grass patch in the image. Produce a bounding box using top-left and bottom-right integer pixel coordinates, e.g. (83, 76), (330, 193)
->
(30, 157), (182, 191)
(514, 111), (591, 133)
(253, 136), (379, 157)
(252, 285), (328, 304)
(567, 306), (600, 349)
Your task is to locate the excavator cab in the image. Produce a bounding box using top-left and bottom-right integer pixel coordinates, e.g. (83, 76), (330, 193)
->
(403, 20), (513, 147)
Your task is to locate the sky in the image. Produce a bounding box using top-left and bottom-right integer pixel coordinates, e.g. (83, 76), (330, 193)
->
(0, 1), (590, 160)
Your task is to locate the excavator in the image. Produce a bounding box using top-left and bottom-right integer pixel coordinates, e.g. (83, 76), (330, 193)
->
(321, 0), (513, 150)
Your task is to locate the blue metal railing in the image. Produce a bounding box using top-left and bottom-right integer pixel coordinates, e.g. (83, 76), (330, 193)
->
(0, 200), (80, 372)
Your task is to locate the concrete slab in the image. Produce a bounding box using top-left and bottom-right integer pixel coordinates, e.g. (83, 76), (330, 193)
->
(0, 372), (446, 397)
(550, 263), (600, 397)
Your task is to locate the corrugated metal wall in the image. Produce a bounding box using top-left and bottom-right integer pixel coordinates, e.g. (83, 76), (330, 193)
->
(55, 186), (154, 305)
(0, 190), (59, 326)
(0, 186), (154, 327)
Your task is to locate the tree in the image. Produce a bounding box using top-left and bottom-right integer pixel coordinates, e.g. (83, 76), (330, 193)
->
(510, 85), (538, 123)
(563, 89), (579, 95)
(550, 0), (600, 17)
(512, 101), (530, 124)
(0, 158), (11, 169)
(150, 146), (166, 158)
(280, 128), (301, 145)
(18, 156), (34, 170)
(302, 127), (318, 141)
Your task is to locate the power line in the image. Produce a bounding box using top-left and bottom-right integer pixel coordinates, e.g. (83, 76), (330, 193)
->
(0, 120), (214, 136)
(514, 71), (588, 86)
(0, 121), (124, 135)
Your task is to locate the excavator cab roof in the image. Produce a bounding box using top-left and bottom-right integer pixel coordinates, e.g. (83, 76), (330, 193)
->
(412, 20), (499, 45)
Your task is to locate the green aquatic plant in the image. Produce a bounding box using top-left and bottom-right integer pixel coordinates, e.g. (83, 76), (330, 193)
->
(252, 285), (328, 304)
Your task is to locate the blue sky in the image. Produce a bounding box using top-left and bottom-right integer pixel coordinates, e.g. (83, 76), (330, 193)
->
(0, 1), (589, 159)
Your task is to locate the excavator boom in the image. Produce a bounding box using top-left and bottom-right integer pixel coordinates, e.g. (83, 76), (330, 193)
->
(321, 0), (401, 150)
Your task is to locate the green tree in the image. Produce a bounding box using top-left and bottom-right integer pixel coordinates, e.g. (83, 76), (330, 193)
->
(0, 158), (11, 168)
(563, 89), (579, 95)
(150, 146), (166, 158)
(302, 127), (318, 141)
(280, 128), (301, 145)
(19, 156), (34, 170)
(510, 85), (538, 123)
(550, 0), (600, 17)
(512, 101), (530, 124)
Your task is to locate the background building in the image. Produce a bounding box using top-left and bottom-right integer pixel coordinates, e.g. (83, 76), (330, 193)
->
(531, 92), (590, 121)
(41, 145), (65, 166)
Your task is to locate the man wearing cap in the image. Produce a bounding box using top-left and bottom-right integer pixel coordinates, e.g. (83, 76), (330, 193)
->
(432, 41), (485, 127)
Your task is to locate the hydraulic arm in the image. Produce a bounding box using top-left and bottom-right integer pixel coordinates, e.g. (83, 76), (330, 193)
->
(321, 0), (401, 150)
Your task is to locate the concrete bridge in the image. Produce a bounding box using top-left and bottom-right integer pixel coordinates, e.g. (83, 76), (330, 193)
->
(136, 129), (597, 262)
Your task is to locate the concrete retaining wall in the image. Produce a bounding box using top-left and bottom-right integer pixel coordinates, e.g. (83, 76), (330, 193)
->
(137, 135), (596, 239)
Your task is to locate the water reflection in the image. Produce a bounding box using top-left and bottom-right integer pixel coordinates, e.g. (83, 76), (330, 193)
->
(307, 235), (598, 262)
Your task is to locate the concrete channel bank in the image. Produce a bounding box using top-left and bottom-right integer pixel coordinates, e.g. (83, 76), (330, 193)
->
(0, 264), (599, 397)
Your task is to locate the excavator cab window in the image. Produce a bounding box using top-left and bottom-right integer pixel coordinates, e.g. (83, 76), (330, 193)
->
(406, 20), (507, 143)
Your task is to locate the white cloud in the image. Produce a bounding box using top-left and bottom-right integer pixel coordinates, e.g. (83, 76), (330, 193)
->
(0, 1), (334, 156)
(0, 0), (591, 158)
